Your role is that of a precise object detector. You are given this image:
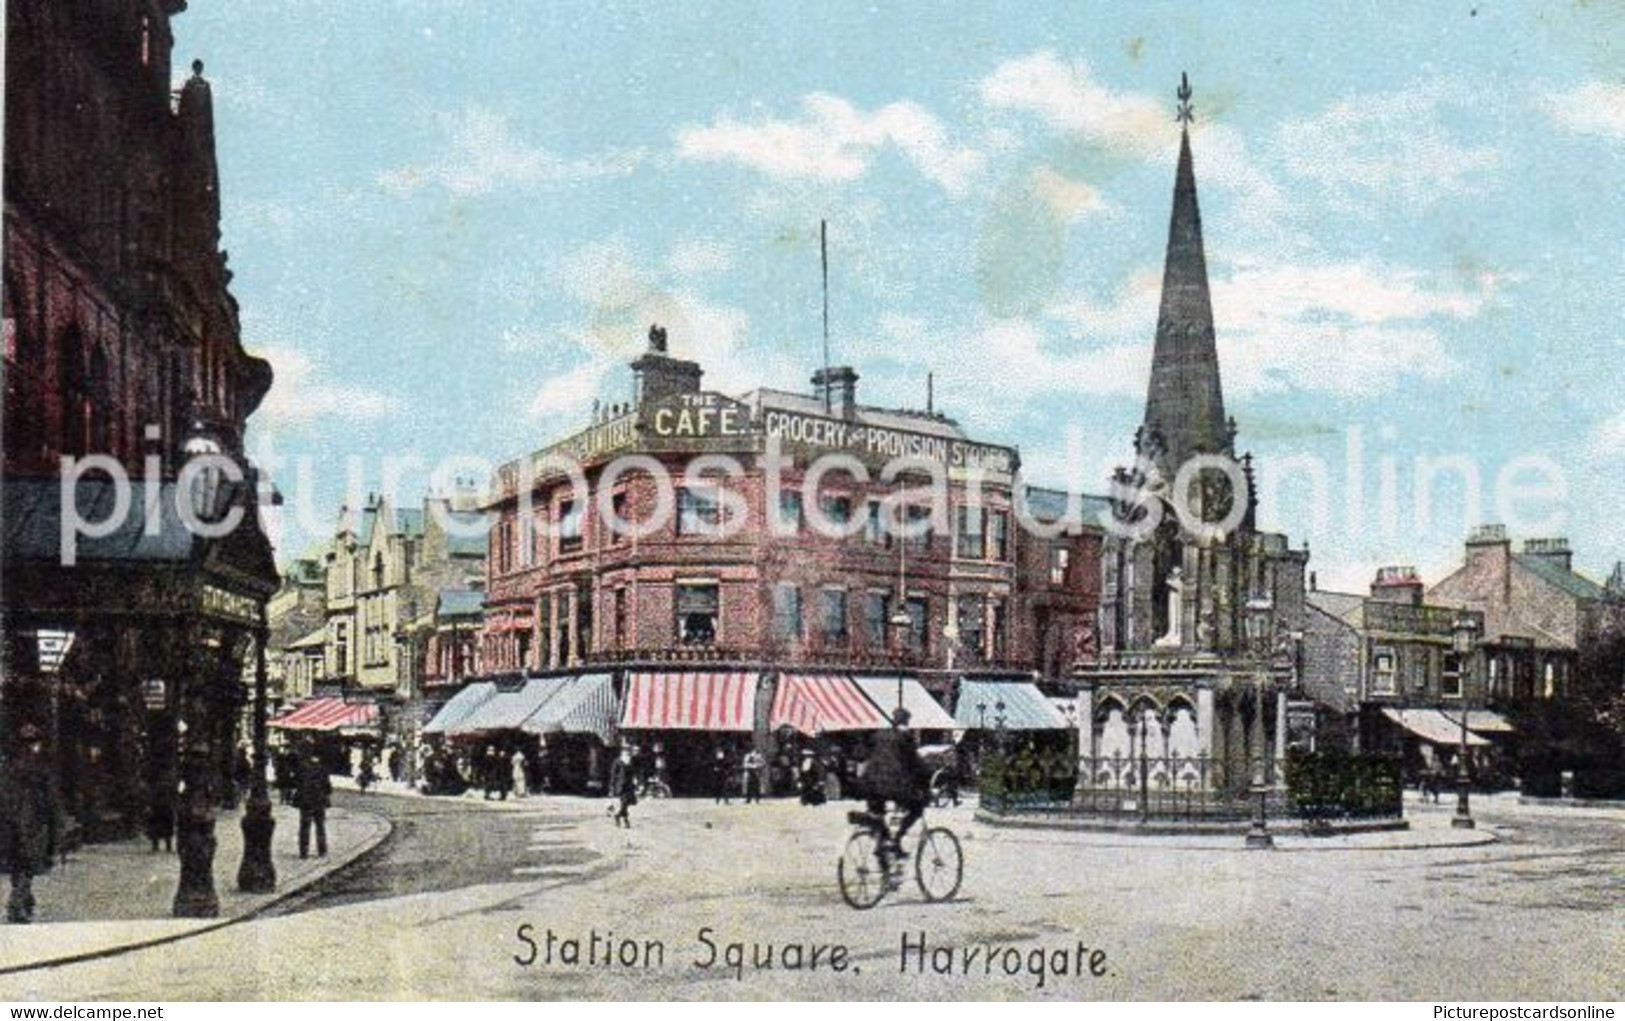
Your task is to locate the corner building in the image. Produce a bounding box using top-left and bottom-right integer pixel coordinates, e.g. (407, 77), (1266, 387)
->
(477, 332), (1101, 790)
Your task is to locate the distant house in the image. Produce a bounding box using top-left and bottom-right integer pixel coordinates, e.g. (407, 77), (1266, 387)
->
(1426, 527), (1625, 703)
(1302, 567), (1492, 769)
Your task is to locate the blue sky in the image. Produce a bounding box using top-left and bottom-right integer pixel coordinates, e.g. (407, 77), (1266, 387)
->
(177, 1), (1623, 590)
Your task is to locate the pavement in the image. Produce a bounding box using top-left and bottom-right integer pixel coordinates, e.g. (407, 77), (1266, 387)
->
(1, 789), (1618, 999)
(0, 802), (390, 976)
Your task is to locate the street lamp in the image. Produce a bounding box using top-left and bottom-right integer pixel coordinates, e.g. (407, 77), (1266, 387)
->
(1450, 615), (1479, 830)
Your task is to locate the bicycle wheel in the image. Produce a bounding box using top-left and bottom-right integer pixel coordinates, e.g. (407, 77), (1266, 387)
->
(837, 830), (888, 910)
(650, 780), (672, 799)
(914, 826), (963, 902)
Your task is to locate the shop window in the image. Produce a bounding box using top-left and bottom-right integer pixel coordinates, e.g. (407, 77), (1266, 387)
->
(558, 499), (583, 554)
(1050, 545), (1070, 586)
(820, 588), (848, 643)
(776, 490), (803, 533)
(677, 582), (720, 646)
(956, 505), (985, 558)
(1543, 662), (1557, 699)
(772, 584), (802, 642)
(1372, 648), (1397, 694)
(1442, 653), (1463, 698)
(863, 592), (891, 646)
(678, 485), (722, 536)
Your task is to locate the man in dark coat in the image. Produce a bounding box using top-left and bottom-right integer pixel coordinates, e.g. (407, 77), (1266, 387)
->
(861, 708), (930, 874)
(3, 730), (56, 924)
(711, 746), (733, 805)
(608, 747), (637, 828)
(294, 751), (332, 858)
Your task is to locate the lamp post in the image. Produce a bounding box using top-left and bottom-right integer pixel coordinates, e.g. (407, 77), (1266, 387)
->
(1243, 601), (1275, 849)
(236, 598), (276, 893)
(1450, 615), (1479, 830)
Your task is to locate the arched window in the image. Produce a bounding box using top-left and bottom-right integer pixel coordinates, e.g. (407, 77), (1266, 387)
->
(57, 325), (89, 457)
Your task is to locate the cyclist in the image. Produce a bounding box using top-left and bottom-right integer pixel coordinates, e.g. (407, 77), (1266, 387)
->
(860, 707), (930, 880)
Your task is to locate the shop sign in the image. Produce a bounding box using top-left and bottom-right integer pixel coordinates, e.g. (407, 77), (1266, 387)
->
(760, 408), (1015, 476)
(645, 392), (752, 439)
(203, 584), (258, 625)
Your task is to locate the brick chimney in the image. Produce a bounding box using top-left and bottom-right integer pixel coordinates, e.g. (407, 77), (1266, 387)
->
(1370, 566), (1424, 606)
(1465, 523), (1513, 606)
(1522, 537), (1573, 573)
(631, 323), (703, 406)
(811, 366), (859, 419)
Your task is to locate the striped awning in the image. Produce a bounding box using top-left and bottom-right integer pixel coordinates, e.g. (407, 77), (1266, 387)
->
(270, 697), (379, 733)
(953, 679), (1069, 730)
(621, 671), (760, 731)
(526, 673), (617, 743)
(448, 678), (568, 735)
(772, 674), (892, 735)
(1382, 708), (1490, 746)
(423, 681), (497, 735)
(850, 676), (958, 731)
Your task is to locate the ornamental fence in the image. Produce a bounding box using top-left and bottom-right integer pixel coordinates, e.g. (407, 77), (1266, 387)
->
(979, 747), (1403, 823)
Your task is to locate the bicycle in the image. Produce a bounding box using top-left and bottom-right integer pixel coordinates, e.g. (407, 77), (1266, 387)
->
(636, 775), (672, 799)
(837, 807), (963, 909)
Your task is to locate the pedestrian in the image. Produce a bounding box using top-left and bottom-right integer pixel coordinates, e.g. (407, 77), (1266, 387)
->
(357, 746), (378, 792)
(482, 745), (506, 801)
(387, 744), (403, 784)
(712, 745), (733, 805)
(2, 727), (56, 924)
(742, 748), (765, 804)
(145, 774), (174, 853)
(798, 751), (826, 806)
(294, 751), (332, 859)
(274, 748), (297, 805)
(608, 747), (637, 828)
(510, 749), (528, 800)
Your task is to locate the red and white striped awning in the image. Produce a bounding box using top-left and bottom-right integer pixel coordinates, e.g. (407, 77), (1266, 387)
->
(270, 697), (379, 733)
(620, 671), (760, 731)
(771, 673), (891, 735)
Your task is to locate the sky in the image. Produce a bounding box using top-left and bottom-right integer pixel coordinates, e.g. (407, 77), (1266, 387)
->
(175, 0), (1624, 591)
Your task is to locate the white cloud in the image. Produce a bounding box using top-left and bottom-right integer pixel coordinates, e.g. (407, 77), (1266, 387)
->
(667, 238), (735, 278)
(1274, 81), (1501, 205)
(1539, 81), (1625, 139)
(512, 240), (769, 424)
(379, 107), (640, 196)
(979, 52), (1168, 156)
(1029, 167), (1110, 222)
(675, 93), (985, 194)
(1587, 409), (1625, 459)
(252, 345), (398, 427)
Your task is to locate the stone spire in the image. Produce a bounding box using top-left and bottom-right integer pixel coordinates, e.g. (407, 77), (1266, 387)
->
(1141, 73), (1229, 475)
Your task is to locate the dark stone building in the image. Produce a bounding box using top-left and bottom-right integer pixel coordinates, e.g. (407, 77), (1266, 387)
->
(2, 0), (278, 905)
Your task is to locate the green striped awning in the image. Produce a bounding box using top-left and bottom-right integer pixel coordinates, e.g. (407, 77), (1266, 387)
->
(423, 681), (497, 735)
(953, 678), (1069, 731)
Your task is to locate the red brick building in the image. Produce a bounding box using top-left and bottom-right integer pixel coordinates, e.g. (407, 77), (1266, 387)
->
(468, 333), (1101, 789)
(2, 0), (278, 879)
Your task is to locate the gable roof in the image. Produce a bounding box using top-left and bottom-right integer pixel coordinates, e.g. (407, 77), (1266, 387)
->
(1307, 589), (1366, 626)
(1514, 554), (1610, 602)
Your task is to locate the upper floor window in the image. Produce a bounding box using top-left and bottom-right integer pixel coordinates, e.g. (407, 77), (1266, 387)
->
(676, 582), (720, 646)
(1372, 648), (1397, 694)
(557, 499), (583, 554)
(956, 505), (985, 559)
(990, 510), (1010, 561)
(819, 493), (853, 528)
(905, 596), (929, 654)
(1049, 545), (1071, 586)
(863, 591), (891, 646)
(903, 505), (933, 550)
(1442, 653), (1463, 698)
(956, 594), (986, 661)
(772, 584), (802, 642)
(776, 490), (803, 534)
(864, 500), (889, 546)
(609, 493), (629, 545)
(820, 588), (849, 643)
(678, 485), (722, 536)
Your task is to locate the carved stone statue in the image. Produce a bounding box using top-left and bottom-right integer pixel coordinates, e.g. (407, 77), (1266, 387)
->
(1155, 566), (1184, 648)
